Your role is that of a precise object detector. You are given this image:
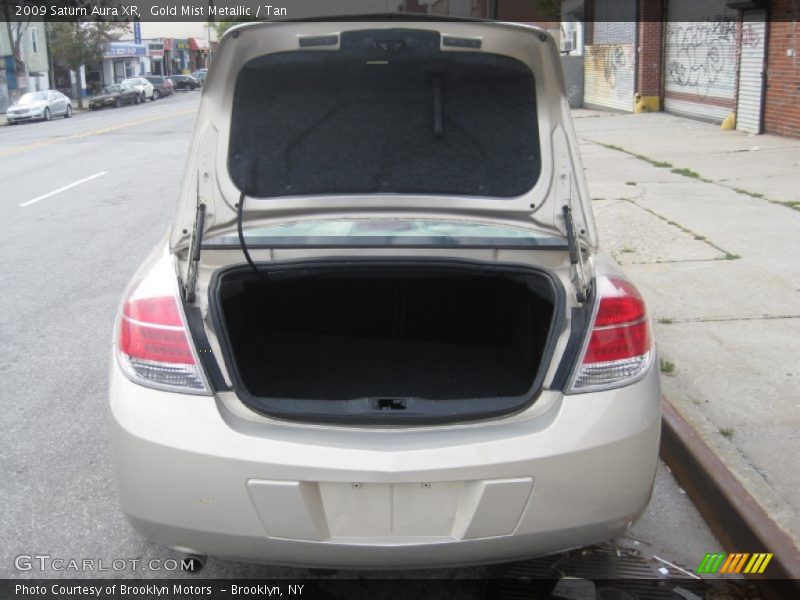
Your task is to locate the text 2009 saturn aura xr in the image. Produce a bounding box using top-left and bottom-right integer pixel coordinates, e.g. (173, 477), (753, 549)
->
(109, 19), (660, 568)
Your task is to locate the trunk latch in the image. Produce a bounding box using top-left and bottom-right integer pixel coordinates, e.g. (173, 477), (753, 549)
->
(374, 398), (408, 411)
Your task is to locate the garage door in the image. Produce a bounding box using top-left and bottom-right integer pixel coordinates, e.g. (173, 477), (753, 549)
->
(584, 0), (636, 112)
(736, 10), (767, 134)
(665, 0), (738, 123)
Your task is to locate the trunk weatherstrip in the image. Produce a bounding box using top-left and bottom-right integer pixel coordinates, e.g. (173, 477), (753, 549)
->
(183, 305), (230, 393)
(202, 236), (568, 250)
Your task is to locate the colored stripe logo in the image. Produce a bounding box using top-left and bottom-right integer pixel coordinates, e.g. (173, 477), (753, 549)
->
(696, 552), (773, 574)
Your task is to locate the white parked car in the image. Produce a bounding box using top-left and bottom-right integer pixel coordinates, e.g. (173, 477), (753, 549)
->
(120, 77), (154, 102)
(6, 90), (72, 123)
(109, 20), (661, 569)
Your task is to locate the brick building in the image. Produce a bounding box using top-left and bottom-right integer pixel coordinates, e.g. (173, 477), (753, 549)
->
(559, 0), (798, 137)
(764, 0), (800, 137)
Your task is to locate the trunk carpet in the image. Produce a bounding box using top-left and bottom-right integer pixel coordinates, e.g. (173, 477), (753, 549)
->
(237, 332), (533, 400)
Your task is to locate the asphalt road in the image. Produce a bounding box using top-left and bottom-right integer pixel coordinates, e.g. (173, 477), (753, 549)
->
(0, 92), (721, 584)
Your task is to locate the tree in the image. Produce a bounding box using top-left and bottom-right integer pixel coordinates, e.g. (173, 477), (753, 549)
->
(2, 0), (31, 100)
(4, 22), (29, 72)
(213, 20), (248, 40)
(49, 21), (128, 108)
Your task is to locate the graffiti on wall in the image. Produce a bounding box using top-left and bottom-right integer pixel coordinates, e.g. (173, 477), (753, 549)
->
(584, 44), (634, 111)
(587, 45), (631, 90)
(604, 46), (629, 89)
(742, 23), (761, 49)
(666, 17), (737, 99)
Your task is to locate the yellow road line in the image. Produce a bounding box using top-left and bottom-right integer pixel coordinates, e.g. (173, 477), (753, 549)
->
(0, 108), (195, 159)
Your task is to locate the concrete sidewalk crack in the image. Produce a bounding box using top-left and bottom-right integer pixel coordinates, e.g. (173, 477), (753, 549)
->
(585, 138), (800, 213)
(614, 197), (740, 261)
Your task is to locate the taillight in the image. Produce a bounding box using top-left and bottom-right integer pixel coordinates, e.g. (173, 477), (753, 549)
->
(117, 273), (207, 393)
(570, 276), (653, 392)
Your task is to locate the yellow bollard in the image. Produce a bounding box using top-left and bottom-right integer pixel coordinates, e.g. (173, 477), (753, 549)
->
(634, 93), (660, 113)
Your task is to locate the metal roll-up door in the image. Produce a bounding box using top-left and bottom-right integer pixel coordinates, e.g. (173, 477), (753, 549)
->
(584, 0), (636, 112)
(665, 0), (738, 123)
(736, 10), (767, 134)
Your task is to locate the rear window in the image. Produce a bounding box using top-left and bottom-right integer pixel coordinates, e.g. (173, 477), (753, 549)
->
(204, 219), (561, 249)
(229, 29), (541, 199)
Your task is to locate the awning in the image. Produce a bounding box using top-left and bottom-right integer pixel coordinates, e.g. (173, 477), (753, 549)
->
(188, 38), (209, 51)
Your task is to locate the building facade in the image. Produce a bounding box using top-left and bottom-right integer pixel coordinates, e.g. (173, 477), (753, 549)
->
(546, 0), (799, 138)
(764, 0), (800, 137)
(0, 22), (51, 112)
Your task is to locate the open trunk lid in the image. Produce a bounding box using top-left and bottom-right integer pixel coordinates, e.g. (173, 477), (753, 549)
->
(169, 20), (597, 255)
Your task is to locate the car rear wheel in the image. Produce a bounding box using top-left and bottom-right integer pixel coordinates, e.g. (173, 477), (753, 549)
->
(64, 105), (72, 118)
(114, 98), (121, 108)
(44, 108), (51, 121)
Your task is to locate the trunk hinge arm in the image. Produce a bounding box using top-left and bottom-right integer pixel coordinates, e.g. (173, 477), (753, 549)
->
(183, 173), (206, 303)
(562, 204), (589, 304)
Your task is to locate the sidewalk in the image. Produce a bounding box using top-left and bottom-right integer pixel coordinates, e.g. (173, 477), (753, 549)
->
(573, 109), (800, 554)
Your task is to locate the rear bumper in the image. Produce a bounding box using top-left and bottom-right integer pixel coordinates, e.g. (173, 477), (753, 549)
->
(109, 362), (661, 568)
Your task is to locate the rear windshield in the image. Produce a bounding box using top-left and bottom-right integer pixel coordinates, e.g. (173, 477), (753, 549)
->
(229, 29), (541, 198)
(203, 219), (562, 249)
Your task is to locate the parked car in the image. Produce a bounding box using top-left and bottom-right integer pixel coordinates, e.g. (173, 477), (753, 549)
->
(191, 68), (207, 84)
(89, 84), (142, 110)
(110, 21), (660, 569)
(167, 74), (201, 91)
(6, 90), (72, 123)
(121, 77), (154, 102)
(144, 75), (175, 99)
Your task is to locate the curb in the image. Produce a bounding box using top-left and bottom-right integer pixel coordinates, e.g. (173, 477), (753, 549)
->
(660, 396), (800, 594)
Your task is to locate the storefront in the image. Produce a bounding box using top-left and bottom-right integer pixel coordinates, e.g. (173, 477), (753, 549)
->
(171, 39), (190, 74)
(148, 40), (166, 75)
(100, 42), (148, 86)
(188, 38), (210, 71)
